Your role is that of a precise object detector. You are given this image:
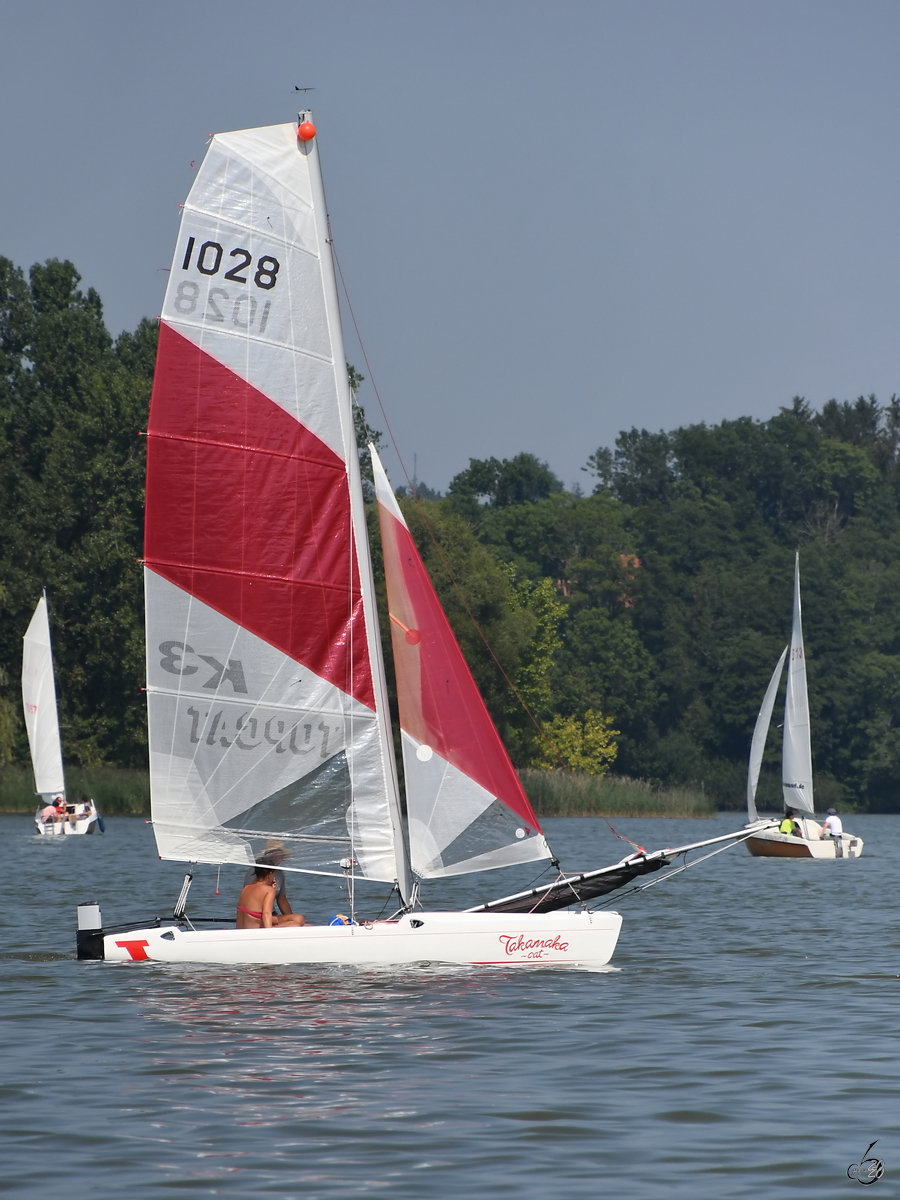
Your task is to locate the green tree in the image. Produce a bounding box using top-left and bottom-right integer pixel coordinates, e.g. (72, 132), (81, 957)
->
(0, 258), (153, 767)
(534, 710), (619, 775)
(579, 397), (900, 804)
(348, 362), (383, 489)
(448, 452), (562, 519)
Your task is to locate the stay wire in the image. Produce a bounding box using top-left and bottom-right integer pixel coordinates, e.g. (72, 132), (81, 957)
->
(590, 837), (751, 910)
(331, 241), (642, 855)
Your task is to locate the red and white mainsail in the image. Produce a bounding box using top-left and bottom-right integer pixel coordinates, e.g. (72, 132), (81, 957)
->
(144, 118), (409, 896)
(372, 449), (550, 877)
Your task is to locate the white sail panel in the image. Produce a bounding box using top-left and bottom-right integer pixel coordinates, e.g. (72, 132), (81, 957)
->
(22, 596), (65, 798)
(783, 554), (815, 814)
(146, 576), (398, 879)
(145, 118), (408, 893)
(160, 124), (345, 459)
(746, 647), (787, 822)
(403, 732), (550, 877)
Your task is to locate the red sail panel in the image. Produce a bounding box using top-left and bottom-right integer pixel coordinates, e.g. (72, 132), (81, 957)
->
(145, 323), (375, 710)
(378, 497), (541, 829)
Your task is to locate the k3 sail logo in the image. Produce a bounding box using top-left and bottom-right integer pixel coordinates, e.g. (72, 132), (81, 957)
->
(848, 1140), (885, 1185)
(158, 641), (248, 693)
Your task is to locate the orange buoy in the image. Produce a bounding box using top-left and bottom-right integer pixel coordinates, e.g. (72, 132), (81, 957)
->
(297, 121), (316, 142)
(405, 629), (421, 645)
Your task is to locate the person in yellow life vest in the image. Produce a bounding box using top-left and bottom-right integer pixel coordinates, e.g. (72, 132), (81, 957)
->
(779, 808), (801, 836)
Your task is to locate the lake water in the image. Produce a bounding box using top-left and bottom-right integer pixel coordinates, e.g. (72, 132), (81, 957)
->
(1, 812), (897, 1198)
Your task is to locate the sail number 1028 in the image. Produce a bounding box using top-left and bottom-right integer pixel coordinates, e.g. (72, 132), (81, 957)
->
(180, 237), (280, 289)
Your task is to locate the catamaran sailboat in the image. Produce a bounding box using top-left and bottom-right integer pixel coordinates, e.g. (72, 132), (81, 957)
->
(77, 114), (767, 967)
(23, 595), (101, 836)
(744, 555), (862, 859)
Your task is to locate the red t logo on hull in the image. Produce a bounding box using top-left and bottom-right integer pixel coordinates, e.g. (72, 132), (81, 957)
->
(115, 939), (151, 961)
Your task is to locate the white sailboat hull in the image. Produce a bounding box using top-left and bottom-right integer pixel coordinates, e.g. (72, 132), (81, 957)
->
(101, 910), (622, 968)
(745, 825), (863, 858)
(35, 812), (100, 836)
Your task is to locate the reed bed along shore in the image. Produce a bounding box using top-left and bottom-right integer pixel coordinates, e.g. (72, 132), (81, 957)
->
(0, 765), (715, 819)
(0, 766), (149, 814)
(520, 769), (716, 818)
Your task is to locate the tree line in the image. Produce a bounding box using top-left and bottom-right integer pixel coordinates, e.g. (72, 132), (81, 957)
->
(1, 257), (899, 810)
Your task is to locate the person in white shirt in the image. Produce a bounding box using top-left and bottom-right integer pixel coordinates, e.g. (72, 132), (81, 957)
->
(822, 807), (844, 855)
(822, 808), (843, 838)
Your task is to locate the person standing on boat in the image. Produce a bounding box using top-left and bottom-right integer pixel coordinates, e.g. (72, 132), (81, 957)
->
(236, 867), (305, 929)
(242, 840), (295, 918)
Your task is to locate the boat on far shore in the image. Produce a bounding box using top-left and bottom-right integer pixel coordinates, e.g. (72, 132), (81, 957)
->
(23, 594), (102, 837)
(744, 555), (862, 859)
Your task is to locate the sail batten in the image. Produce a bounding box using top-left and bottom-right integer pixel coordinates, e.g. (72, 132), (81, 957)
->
(145, 118), (407, 887)
(782, 553), (815, 814)
(372, 448), (551, 878)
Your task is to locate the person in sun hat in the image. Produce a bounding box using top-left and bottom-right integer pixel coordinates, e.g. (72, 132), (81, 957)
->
(242, 839), (295, 917)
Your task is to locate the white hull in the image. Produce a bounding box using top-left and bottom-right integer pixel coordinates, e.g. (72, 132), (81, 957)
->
(36, 811), (100, 836)
(102, 910), (622, 968)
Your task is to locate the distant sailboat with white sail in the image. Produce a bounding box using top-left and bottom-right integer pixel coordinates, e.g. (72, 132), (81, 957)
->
(23, 595), (101, 836)
(745, 555), (863, 858)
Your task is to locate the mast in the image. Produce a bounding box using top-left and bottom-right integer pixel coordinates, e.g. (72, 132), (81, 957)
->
(300, 113), (413, 905)
(782, 553), (815, 815)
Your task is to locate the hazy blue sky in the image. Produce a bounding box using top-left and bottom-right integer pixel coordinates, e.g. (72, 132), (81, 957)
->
(2, 1), (898, 491)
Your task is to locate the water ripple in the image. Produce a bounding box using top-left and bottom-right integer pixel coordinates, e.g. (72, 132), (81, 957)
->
(2, 813), (900, 1197)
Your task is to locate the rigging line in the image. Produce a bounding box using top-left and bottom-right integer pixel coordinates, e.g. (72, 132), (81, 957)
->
(520, 862), (558, 892)
(371, 886), (399, 922)
(591, 835), (754, 909)
(331, 241), (641, 853)
(620, 840), (746, 894)
(527, 871), (588, 914)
